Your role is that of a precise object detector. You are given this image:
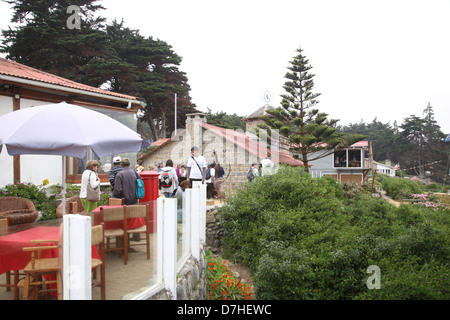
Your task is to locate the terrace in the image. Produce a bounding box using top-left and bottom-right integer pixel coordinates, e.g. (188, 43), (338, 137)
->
(0, 184), (208, 300)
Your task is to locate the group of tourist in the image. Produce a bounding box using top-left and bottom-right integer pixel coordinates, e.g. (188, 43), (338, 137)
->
(246, 156), (274, 182)
(155, 146), (224, 200)
(79, 156), (142, 213)
(79, 148), (274, 214)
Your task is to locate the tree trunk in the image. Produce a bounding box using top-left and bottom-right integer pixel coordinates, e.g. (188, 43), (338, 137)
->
(147, 113), (160, 141)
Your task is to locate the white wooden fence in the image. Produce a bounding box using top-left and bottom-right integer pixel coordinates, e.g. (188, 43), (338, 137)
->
(62, 184), (207, 300)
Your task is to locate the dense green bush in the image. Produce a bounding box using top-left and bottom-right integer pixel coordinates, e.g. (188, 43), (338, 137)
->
(219, 166), (449, 300)
(378, 174), (423, 200)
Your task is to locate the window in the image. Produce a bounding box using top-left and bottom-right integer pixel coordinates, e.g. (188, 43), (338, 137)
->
(334, 150), (347, 167)
(333, 149), (362, 168)
(348, 149), (361, 167)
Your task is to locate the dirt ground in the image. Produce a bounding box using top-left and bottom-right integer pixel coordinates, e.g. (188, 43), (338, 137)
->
(222, 259), (254, 289)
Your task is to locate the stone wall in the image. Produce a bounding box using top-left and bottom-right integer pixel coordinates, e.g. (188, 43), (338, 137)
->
(141, 206), (224, 300)
(141, 136), (260, 194)
(205, 206), (225, 251)
(145, 247), (207, 300)
(176, 251), (207, 300)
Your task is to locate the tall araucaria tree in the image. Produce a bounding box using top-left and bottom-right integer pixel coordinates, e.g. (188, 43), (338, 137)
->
(259, 47), (365, 172)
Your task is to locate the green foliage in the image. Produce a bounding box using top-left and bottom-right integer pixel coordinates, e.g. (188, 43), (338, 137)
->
(205, 108), (246, 131)
(377, 174), (423, 200)
(1, 0), (107, 84)
(219, 166), (450, 300)
(339, 103), (449, 183)
(258, 47), (366, 170)
(205, 250), (253, 300)
(0, 181), (111, 220)
(1, 2), (196, 141)
(0, 180), (56, 218)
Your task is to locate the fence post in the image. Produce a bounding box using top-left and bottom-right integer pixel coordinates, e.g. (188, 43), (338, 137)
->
(198, 184), (207, 244)
(156, 198), (164, 285)
(182, 190), (191, 255)
(162, 198), (177, 299)
(63, 214), (91, 300)
(190, 187), (200, 261)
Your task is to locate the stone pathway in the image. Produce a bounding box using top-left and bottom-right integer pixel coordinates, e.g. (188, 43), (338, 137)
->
(380, 190), (401, 207)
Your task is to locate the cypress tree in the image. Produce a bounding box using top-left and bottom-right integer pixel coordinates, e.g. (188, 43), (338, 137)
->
(1, 0), (108, 84)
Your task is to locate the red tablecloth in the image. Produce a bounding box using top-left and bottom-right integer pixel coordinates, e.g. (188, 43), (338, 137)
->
(92, 206), (145, 230)
(0, 226), (100, 275)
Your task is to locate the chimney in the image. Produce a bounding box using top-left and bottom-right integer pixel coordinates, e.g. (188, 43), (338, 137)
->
(186, 113), (207, 149)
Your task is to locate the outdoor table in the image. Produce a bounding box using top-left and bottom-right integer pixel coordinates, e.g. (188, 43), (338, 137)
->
(92, 205), (146, 230)
(0, 226), (100, 300)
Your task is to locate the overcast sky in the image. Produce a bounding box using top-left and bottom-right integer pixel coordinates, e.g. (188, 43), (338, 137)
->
(1, 0), (449, 133)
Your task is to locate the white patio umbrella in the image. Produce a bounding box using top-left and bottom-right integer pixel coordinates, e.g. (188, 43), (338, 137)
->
(0, 102), (150, 214)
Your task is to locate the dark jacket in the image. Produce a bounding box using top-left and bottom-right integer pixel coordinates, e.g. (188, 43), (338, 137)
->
(109, 165), (122, 190)
(113, 167), (138, 205)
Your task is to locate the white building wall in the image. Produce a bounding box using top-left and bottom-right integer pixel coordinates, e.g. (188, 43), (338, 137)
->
(0, 95), (13, 187)
(375, 163), (396, 177)
(0, 98), (62, 187)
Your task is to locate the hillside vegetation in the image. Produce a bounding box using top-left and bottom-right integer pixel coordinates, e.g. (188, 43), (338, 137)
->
(219, 166), (449, 299)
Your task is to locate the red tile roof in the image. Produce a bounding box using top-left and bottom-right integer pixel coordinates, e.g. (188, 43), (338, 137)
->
(350, 140), (369, 148)
(141, 123), (304, 166)
(201, 123), (304, 166)
(0, 57), (138, 101)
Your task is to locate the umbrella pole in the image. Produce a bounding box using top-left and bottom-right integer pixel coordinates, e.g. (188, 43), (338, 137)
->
(62, 156), (66, 216)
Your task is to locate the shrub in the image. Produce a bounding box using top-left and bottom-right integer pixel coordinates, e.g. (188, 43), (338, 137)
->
(0, 181), (112, 220)
(220, 166), (344, 270)
(219, 166), (450, 300)
(380, 176), (423, 200)
(205, 250), (253, 300)
(0, 180), (56, 218)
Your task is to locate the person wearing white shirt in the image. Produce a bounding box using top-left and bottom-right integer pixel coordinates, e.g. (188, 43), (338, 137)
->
(80, 160), (101, 212)
(186, 146), (207, 186)
(261, 156), (274, 176)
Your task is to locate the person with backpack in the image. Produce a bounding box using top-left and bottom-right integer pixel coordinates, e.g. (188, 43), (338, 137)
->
(247, 163), (259, 182)
(205, 163), (216, 199)
(109, 156), (122, 193)
(113, 158), (139, 205)
(159, 159), (178, 198)
(217, 164), (225, 178)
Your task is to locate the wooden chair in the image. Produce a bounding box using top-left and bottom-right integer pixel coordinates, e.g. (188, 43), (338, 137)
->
(56, 195), (85, 218)
(0, 217), (14, 294)
(91, 223), (106, 300)
(100, 206), (128, 265)
(21, 225), (63, 300)
(125, 204), (151, 260)
(108, 198), (124, 206)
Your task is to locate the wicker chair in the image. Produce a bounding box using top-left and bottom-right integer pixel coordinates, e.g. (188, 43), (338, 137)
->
(0, 197), (39, 226)
(56, 195), (85, 218)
